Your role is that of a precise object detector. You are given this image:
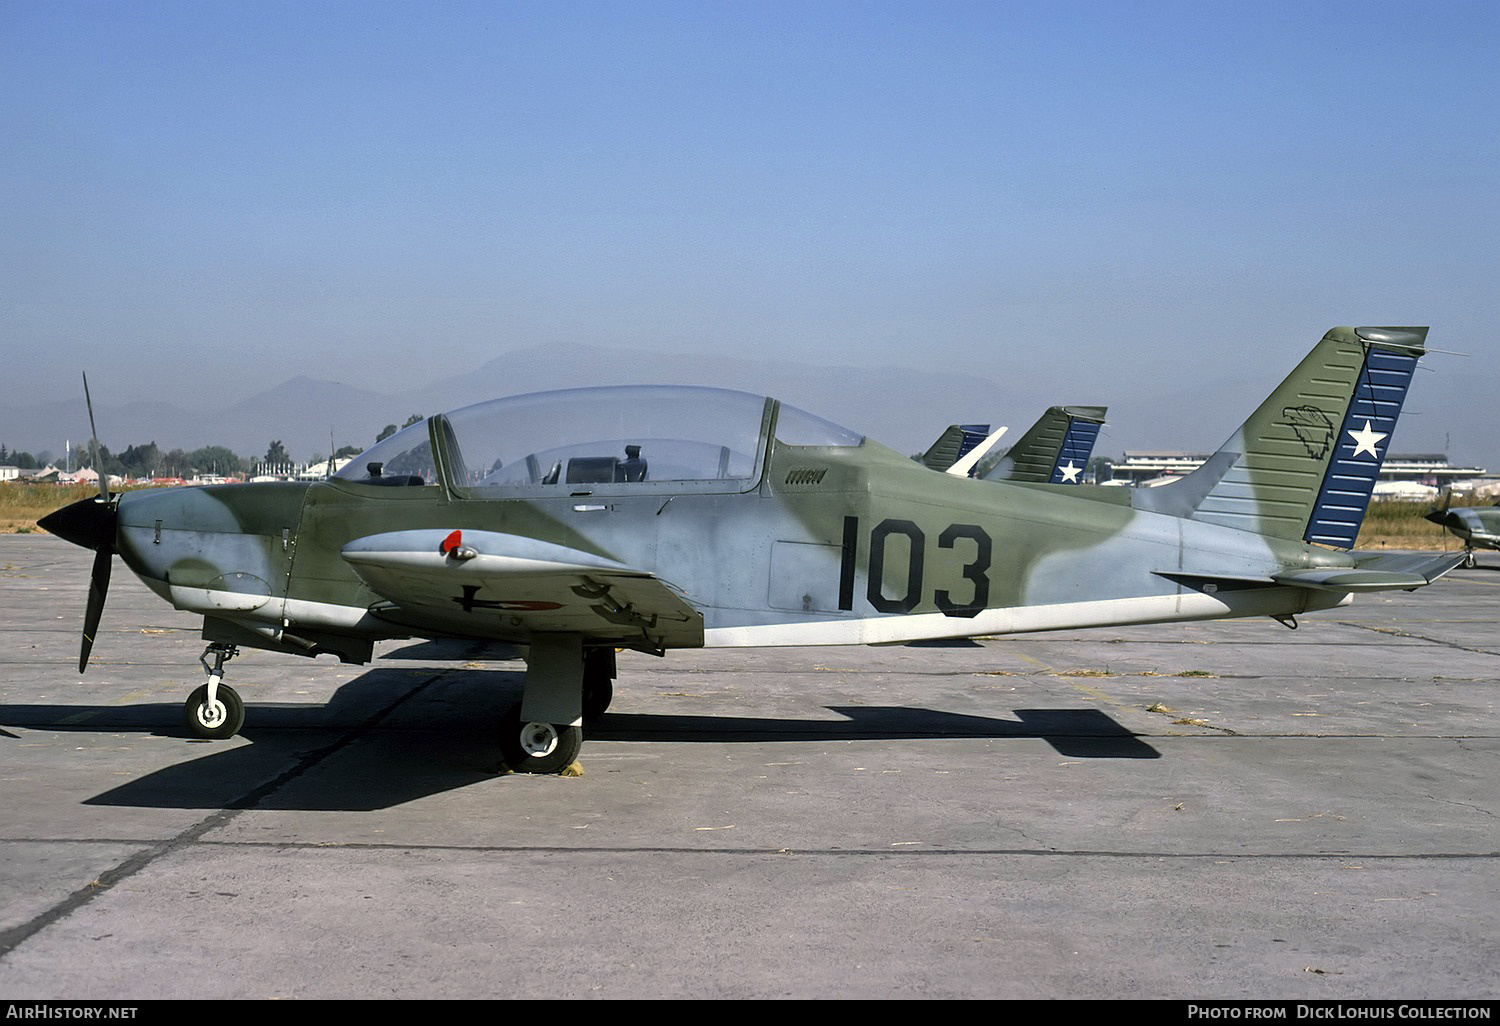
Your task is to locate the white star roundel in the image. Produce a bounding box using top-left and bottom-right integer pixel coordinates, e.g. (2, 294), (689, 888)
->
(1057, 460), (1082, 483)
(1346, 420), (1388, 460)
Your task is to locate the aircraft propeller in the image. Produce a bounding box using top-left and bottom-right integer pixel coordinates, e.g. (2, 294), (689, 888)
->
(36, 373), (118, 673)
(1424, 489), (1458, 530)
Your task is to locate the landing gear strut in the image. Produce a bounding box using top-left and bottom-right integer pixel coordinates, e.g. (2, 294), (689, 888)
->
(184, 643), (245, 740)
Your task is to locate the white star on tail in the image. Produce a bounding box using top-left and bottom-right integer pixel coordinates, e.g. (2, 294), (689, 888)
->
(1346, 420), (1387, 460)
(1057, 460), (1082, 483)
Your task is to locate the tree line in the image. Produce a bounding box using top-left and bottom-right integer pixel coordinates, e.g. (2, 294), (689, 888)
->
(2, 414), (424, 480)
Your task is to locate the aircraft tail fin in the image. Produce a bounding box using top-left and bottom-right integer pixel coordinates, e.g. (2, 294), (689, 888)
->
(1134, 326), (1427, 548)
(919, 424), (994, 472)
(979, 405), (1107, 484)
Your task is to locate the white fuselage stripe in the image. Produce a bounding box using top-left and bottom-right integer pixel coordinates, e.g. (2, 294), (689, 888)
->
(701, 589), (1350, 647)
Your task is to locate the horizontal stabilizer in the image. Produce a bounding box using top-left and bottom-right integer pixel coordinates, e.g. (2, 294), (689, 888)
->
(1270, 569), (1437, 592)
(1157, 550), (1465, 595)
(1341, 549), (1469, 587)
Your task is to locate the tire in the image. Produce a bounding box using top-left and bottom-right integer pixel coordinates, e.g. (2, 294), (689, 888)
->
(500, 705), (583, 774)
(582, 676), (613, 722)
(582, 648), (615, 722)
(184, 683), (245, 740)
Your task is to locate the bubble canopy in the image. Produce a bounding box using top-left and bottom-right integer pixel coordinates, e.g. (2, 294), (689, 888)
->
(336, 385), (864, 493)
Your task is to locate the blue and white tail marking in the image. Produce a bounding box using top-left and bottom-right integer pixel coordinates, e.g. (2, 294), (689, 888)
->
(1049, 417), (1103, 484)
(1303, 345), (1420, 548)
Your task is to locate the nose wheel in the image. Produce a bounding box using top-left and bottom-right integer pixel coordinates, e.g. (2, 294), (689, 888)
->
(184, 643), (245, 740)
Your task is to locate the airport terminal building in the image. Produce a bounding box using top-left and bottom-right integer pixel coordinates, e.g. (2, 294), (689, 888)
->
(1102, 451), (1490, 491)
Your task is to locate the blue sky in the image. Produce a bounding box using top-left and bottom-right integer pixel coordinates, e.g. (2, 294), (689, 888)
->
(4, 1), (1497, 462)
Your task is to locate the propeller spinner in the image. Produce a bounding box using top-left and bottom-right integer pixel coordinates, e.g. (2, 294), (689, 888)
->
(1424, 489), (1457, 529)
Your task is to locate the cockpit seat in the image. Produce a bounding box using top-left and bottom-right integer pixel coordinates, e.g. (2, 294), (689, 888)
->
(565, 456), (619, 483)
(618, 445), (648, 482)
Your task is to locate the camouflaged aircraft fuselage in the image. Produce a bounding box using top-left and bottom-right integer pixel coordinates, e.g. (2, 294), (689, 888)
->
(1426, 501), (1500, 563)
(111, 397), (1377, 659)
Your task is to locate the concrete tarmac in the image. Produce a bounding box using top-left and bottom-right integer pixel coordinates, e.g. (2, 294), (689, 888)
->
(0, 534), (1495, 999)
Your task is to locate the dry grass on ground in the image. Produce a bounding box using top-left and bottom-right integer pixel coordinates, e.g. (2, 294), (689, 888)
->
(1353, 500), (1455, 551)
(0, 482), (100, 534)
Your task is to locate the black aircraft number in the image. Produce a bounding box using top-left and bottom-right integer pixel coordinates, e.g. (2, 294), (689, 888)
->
(839, 516), (992, 618)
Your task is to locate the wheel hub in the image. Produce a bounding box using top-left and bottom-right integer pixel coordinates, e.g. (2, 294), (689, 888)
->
(195, 699), (227, 729)
(518, 722), (559, 758)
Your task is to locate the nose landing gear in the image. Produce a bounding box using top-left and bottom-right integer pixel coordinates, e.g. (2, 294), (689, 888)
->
(184, 643), (245, 740)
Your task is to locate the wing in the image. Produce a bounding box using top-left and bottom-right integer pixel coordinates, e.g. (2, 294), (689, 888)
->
(341, 529), (703, 652)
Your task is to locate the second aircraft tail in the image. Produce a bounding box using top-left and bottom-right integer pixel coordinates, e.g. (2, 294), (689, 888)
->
(978, 405), (1107, 484)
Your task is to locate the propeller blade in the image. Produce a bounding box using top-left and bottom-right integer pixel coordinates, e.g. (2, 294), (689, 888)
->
(80, 546), (112, 673)
(39, 373), (120, 675)
(83, 371), (108, 503)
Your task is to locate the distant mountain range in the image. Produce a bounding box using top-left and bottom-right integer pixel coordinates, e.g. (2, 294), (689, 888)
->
(0, 343), (1026, 465)
(3, 339), (1487, 473)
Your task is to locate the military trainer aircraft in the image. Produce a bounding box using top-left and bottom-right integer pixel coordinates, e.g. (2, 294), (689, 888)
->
(1425, 494), (1500, 567)
(40, 325), (1462, 773)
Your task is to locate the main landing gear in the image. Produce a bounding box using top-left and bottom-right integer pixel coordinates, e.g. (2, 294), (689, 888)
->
(581, 647), (615, 723)
(184, 643), (245, 740)
(499, 706), (583, 775)
(500, 640), (616, 774)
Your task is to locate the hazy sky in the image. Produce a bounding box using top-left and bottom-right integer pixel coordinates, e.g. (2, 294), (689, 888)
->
(4, 1), (1497, 461)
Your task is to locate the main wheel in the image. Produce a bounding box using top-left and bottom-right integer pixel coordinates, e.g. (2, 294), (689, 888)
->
(184, 683), (245, 740)
(1464, 550), (1477, 569)
(500, 705), (583, 774)
(582, 676), (613, 722)
(582, 648), (615, 721)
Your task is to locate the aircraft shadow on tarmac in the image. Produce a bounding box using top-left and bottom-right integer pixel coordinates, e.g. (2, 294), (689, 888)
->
(0, 664), (1158, 812)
